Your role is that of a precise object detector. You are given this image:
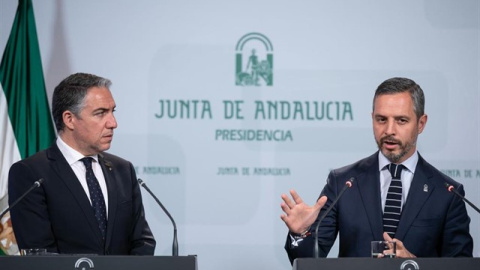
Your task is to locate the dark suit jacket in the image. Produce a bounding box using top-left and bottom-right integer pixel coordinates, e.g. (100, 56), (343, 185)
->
(285, 152), (473, 262)
(8, 143), (156, 255)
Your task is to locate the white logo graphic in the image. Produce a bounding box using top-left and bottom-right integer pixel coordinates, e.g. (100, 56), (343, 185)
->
(400, 260), (420, 270)
(75, 257), (95, 270)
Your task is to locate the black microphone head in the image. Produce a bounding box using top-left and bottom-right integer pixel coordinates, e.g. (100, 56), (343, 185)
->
(138, 179), (149, 189)
(34, 178), (44, 187)
(346, 177), (355, 187)
(445, 182), (454, 192)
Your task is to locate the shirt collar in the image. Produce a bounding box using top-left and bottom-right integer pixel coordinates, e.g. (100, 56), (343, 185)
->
(378, 150), (418, 174)
(56, 136), (99, 165)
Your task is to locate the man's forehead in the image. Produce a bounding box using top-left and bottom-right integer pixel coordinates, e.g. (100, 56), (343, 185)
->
(373, 94), (414, 113)
(374, 93), (412, 105)
(82, 88), (116, 108)
(85, 87), (113, 99)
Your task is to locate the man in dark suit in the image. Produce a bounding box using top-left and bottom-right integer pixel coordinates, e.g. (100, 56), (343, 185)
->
(8, 73), (156, 255)
(281, 77), (473, 262)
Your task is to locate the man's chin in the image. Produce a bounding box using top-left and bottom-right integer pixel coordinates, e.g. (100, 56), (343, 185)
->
(99, 143), (112, 152)
(381, 149), (402, 163)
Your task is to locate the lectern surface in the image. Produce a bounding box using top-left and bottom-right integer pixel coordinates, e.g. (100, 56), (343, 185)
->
(0, 255), (197, 270)
(293, 257), (479, 270)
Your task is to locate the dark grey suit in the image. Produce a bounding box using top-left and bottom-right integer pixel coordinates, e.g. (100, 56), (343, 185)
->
(8, 143), (155, 255)
(286, 152), (473, 262)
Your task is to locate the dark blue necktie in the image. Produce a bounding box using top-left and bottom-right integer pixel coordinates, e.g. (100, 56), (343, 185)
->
(383, 163), (404, 238)
(81, 157), (107, 240)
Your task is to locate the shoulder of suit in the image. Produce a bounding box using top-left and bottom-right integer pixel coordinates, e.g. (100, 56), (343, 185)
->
(328, 152), (377, 181)
(99, 151), (132, 166)
(416, 154), (461, 188)
(334, 152), (377, 173)
(17, 147), (50, 164)
(8, 148), (51, 176)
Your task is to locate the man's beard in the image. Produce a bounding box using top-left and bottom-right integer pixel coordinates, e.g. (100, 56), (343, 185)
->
(377, 135), (416, 163)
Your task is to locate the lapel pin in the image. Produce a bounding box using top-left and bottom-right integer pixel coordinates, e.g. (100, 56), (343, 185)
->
(423, 184), (428, 192)
(105, 161), (113, 171)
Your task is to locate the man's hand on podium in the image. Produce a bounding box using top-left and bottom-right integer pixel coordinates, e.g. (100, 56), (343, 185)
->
(383, 232), (416, 258)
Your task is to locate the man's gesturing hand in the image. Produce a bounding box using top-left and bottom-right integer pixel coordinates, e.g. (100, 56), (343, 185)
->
(280, 190), (327, 234)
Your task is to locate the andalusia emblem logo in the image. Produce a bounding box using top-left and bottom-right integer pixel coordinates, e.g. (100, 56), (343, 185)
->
(235, 32), (273, 86)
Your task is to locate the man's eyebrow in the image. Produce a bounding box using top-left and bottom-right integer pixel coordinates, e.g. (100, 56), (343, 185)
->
(92, 107), (113, 113)
(373, 114), (410, 119)
(393, 114), (411, 119)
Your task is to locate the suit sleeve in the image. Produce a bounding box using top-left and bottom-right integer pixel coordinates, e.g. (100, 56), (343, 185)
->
(128, 163), (156, 255)
(284, 171), (339, 264)
(8, 162), (58, 252)
(441, 184), (473, 257)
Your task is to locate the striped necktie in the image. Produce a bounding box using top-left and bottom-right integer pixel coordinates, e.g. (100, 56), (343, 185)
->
(80, 157), (107, 240)
(383, 163), (404, 238)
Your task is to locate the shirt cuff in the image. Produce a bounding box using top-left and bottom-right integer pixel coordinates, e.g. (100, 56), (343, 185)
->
(289, 233), (305, 248)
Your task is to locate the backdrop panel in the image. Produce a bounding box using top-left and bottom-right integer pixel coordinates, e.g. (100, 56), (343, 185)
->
(1, 1), (479, 269)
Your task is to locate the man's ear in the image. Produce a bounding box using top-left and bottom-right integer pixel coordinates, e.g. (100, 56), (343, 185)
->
(62, 111), (75, 130)
(417, 114), (428, 134)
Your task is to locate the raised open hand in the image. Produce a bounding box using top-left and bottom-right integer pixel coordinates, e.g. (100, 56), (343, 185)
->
(280, 190), (327, 234)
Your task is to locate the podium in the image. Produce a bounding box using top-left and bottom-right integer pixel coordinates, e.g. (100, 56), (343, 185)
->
(0, 255), (197, 270)
(293, 257), (480, 270)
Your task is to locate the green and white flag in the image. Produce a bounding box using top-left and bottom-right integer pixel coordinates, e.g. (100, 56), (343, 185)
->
(0, 0), (56, 255)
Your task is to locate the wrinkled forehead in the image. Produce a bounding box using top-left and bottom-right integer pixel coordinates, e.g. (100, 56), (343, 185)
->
(373, 93), (415, 116)
(81, 87), (116, 109)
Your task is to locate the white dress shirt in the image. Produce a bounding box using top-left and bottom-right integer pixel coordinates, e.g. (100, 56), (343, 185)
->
(56, 137), (109, 215)
(378, 151), (418, 212)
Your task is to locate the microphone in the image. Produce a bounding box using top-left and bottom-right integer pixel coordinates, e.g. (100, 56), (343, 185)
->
(138, 178), (178, 256)
(0, 178), (44, 221)
(445, 183), (480, 214)
(314, 177), (354, 258)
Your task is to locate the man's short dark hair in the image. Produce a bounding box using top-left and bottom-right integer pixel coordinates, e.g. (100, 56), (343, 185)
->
(373, 77), (425, 120)
(52, 73), (112, 132)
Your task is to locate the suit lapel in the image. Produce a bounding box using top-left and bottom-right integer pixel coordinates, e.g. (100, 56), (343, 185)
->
(98, 153), (117, 247)
(47, 144), (105, 242)
(395, 156), (434, 240)
(357, 153), (384, 240)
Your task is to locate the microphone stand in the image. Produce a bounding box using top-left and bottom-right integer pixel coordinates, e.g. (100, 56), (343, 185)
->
(0, 179), (44, 221)
(445, 183), (480, 214)
(314, 177), (354, 258)
(138, 179), (178, 256)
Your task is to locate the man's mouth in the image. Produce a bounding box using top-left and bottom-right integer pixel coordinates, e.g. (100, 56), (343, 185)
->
(382, 138), (400, 149)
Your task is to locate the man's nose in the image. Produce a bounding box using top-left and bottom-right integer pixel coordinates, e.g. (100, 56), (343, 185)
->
(106, 114), (117, 129)
(384, 120), (396, 135)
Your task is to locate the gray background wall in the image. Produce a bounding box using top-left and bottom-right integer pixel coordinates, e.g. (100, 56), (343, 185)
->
(1, 1), (479, 269)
